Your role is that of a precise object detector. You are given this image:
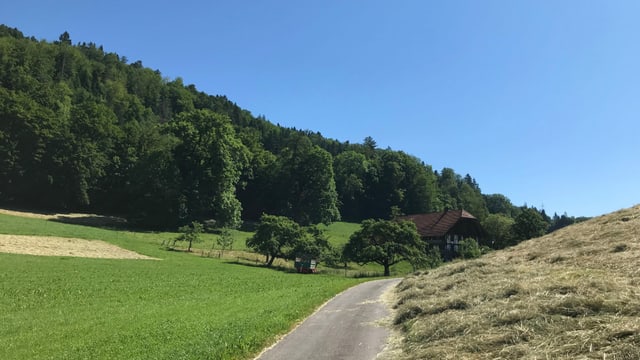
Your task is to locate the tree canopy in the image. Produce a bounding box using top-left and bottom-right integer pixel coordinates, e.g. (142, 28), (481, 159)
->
(343, 219), (426, 276)
(513, 207), (549, 241)
(246, 214), (302, 267)
(0, 25), (581, 234)
(481, 213), (516, 249)
(246, 214), (332, 267)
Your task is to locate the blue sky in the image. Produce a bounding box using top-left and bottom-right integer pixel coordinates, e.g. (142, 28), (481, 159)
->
(3, 1), (639, 217)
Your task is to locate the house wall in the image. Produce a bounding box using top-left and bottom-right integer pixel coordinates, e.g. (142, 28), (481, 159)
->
(434, 219), (483, 260)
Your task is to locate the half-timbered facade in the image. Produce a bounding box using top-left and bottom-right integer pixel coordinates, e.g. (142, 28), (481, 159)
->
(398, 209), (484, 259)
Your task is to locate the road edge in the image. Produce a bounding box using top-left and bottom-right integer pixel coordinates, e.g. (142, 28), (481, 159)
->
(251, 278), (401, 360)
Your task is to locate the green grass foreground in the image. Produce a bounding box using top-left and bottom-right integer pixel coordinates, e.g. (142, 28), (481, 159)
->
(0, 214), (365, 359)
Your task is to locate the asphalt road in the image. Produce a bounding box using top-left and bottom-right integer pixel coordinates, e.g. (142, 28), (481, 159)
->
(255, 278), (401, 360)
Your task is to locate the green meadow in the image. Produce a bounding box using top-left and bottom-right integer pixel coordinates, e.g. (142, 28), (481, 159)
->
(0, 214), (368, 359)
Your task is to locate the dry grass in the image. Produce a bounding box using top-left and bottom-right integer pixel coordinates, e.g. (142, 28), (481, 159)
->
(389, 205), (640, 360)
(0, 208), (87, 220)
(0, 234), (157, 259)
(0, 208), (153, 259)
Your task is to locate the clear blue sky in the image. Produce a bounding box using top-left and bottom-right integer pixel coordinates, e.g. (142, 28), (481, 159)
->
(3, 1), (639, 217)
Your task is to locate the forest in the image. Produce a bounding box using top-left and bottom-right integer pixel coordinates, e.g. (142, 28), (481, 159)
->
(0, 25), (581, 243)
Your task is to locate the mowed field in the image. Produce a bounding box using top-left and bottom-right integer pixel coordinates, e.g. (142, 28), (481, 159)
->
(0, 211), (367, 359)
(387, 205), (640, 359)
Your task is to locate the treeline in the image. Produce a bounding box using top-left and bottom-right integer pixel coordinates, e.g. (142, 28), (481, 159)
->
(481, 199), (589, 249)
(0, 26), (582, 235)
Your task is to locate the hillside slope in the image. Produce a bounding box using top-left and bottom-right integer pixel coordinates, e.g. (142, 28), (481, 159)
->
(388, 205), (640, 359)
(1, 25), (534, 231)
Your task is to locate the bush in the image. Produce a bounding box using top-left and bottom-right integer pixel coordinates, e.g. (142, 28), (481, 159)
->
(215, 228), (234, 257)
(322, 245), (345, 268)
(458, 238), (481, 259)
(424, 245), (443, 269)
(168, 221), (203, 252)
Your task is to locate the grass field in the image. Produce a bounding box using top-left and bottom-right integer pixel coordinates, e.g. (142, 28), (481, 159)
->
(318, 221), (361, 246)
(387, 205), (640, 359)
(0, 213), (368, 359)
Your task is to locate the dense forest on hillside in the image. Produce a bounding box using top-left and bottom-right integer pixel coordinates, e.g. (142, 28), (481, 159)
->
(0, 25), (581, 240)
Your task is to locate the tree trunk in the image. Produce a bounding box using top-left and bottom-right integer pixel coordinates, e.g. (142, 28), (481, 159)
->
(384, 264), (390, 276)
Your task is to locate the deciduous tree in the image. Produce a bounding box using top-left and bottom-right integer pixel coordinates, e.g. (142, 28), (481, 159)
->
(333, 150), (368, 221)
(246, 214), (303, 267)
(513, 207), (548, 241)
(216, 229), (234, 257)
(171, 221), (204, 252)
(482, 213), (515, 249)
(343, 219), (425, 276)
(276, 136), (340, 225)
(167, 110), (249, 228)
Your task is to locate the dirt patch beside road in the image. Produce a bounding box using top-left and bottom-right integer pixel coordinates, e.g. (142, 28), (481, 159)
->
(0, 234), (156, 259)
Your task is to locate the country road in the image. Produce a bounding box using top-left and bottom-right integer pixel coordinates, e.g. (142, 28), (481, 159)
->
(255, 278), (401, 360)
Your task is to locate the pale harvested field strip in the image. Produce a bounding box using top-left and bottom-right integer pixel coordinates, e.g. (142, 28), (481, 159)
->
(0, 208), (127, 226)
(0, 234), (157, 260)
(0, 208), (98, 220)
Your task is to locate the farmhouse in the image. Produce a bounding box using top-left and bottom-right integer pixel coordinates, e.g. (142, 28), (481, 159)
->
(398, 209), (484, 259)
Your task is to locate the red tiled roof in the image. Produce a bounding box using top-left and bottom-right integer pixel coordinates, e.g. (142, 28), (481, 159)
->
(398, 209), (477, 237)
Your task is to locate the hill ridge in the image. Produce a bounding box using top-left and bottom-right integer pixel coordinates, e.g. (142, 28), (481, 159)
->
(0, 24), (584, 233)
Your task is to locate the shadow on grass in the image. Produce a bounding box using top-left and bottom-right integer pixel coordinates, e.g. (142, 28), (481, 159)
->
(163, 247), (193, 253)
(0, 205), (137, 231)
(50, 214), (177, 233)
(224, 259), (301, 274)
(50, 215), (131, 231)
(222, 258), (386, 278)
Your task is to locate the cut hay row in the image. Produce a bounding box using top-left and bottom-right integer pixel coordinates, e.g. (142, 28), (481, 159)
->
(388, 205), (640, 359)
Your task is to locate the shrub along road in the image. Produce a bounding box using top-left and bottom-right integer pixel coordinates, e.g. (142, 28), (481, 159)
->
(255, 278), (401, 360)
